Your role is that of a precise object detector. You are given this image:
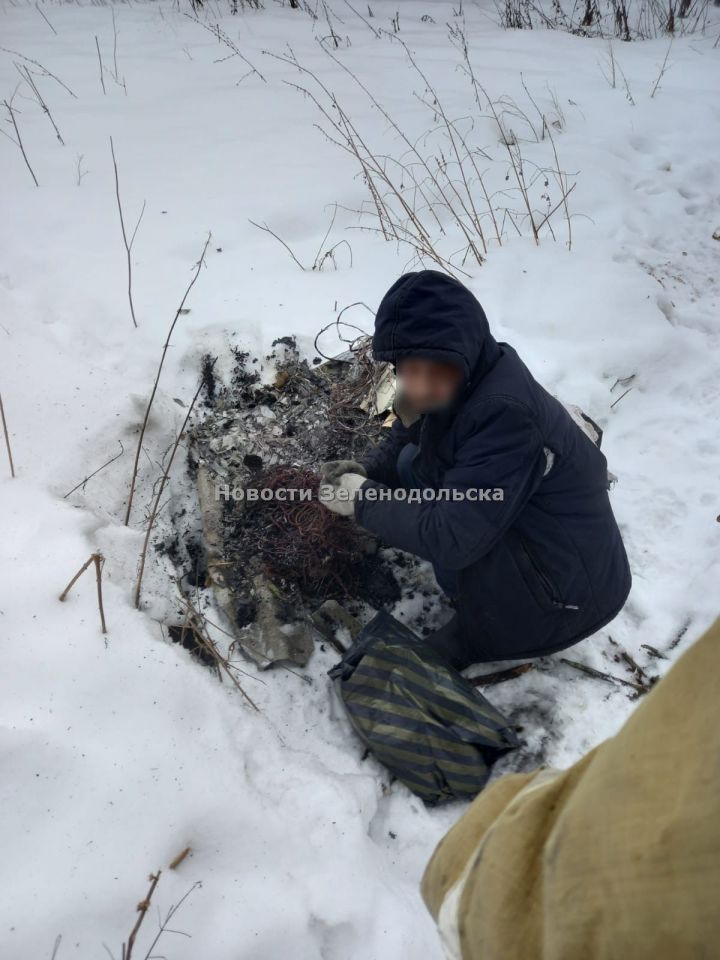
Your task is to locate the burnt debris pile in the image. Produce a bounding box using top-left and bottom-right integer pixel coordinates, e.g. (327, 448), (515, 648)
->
(182, 337), (401, 668)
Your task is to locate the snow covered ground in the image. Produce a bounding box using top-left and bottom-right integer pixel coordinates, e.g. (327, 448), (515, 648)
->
(1, 1), (719, 957)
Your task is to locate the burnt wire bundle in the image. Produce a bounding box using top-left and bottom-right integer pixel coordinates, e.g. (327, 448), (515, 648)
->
(245, 465), (364, 597)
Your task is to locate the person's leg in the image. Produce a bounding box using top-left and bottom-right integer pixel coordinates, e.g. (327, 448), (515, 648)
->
(431, 565), (458, 600)
(423, 613), (471, 671)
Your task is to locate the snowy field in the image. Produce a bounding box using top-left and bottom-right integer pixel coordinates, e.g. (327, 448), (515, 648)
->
(1, 0), (719, 956)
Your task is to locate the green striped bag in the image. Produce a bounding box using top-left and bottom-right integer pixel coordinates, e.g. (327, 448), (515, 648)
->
(328, 611), (519, 805)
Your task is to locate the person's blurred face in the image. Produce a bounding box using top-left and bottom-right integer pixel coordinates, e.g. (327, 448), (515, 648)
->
(396, 358), (464, 413)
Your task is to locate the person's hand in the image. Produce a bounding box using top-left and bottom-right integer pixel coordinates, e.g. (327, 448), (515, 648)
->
(319, 460), (367, 484)
(318, 472), (367, 517)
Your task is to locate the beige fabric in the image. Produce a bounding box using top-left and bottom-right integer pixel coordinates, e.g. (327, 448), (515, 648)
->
(422, 618), (720, 960)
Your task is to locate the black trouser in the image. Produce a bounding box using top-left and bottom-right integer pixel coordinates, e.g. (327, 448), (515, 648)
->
(423, 613), (472, 671)
(396, 443), (471, 669)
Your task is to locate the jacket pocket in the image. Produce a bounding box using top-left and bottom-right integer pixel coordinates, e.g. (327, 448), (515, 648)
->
(517, 537), (579, 612)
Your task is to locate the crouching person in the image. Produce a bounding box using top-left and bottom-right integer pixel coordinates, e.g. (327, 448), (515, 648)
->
(421, 617), (720, 960)
(320, 270), (631, 669)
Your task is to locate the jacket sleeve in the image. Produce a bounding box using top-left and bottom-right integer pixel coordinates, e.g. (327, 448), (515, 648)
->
(358, 417), (414, 487)
(355, 399), (546, 571)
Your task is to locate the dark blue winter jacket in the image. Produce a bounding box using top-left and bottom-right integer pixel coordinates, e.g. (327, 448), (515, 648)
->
(355, 270), (632, 662)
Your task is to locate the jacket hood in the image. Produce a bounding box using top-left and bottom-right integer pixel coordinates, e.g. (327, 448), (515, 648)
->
(372, 270), (500, 384)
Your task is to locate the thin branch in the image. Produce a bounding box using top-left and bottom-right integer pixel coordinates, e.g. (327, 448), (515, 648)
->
(650, 39), (673, 98)
(533, 181), (576, 236)
(0, 392), (16, 477)
(109, 137), (139, 328)
(3, 99), (39, 186)
(75, 153), (87, 185)
(641, 643), (667, 660)
(124, 233), (212, 526)
(59, 553), (108, 634)
(342, 0), (381, 36)
(134, 372), (212, 609)
(561, 657), (646, 695)
(312, 202), (338, 268)
(139, 880), (201, 960)
(111, 8), (120, 82)
(63, 441), (124, 498)
(94, 553), (108, 634)
(189, 605), (304, 682)
(184, 14), (266, 83)
(129, 201), (146, 249)
(95, 36), (106, 95)
(35, 3), (57, 34)
(248, 219), (306, 269)
(176, 587), (260, 711)
(610, 386), (633, 409)
(470, 662), (533, 686)
(168, 847), (191, 870)
(16, 63), (64, 145)
(0, 47), (77, 98)
(59, 555), (95, 602)
(123, 871), (161, 960)
(545, 119), (572, 250)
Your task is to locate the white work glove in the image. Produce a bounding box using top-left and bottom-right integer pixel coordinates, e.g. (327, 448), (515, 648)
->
(318, 472), (367, 517)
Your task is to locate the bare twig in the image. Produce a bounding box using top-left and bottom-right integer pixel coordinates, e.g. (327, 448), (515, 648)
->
(608, 635), (658, 687)
(59, 555), (95, 602)
(610, 373), (636, 391)
(668, 617), (691, 650)
(109, 137), (144, 328)
(0, 392), (16, 477)
(124, 233), (211, 526)
(59, 552), (108, 634)
(545, 120), (572, 249)
(342, 0), (381, 36)
(63, 441), (124, 498)
(650, 39), (673, 98)
(35, 3), (57, 34)
(640, 642), (667, 660)
(94, 36), (106, 95)
(138, 879), (201, 960)
(188, 604), (304, 681)
(184, 14), (266, 83)
(94, 553), (108, 634)
(0, 47), (77, 98)
(618, 58), (635, 105)
(477, 82), (539, 244)
(168, 846), (191, 870)
(134, 372), (211, 609)
(122, 870), (161, 960)
(16, 63), (64, 144)
(111, 9), (120, 82)
(601, 40), (618, 89)
(3, 99), (39, 186)
(176, 586), (260, 711)
(470, 662), (533, 686)
(610, 386), (633, 409)
(263, 47), (462, 274)
(248, 219), (305, 269)
(249, 208), (349, 272)
(76, 153), (87, 186)
(561, 657), (646, 695)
